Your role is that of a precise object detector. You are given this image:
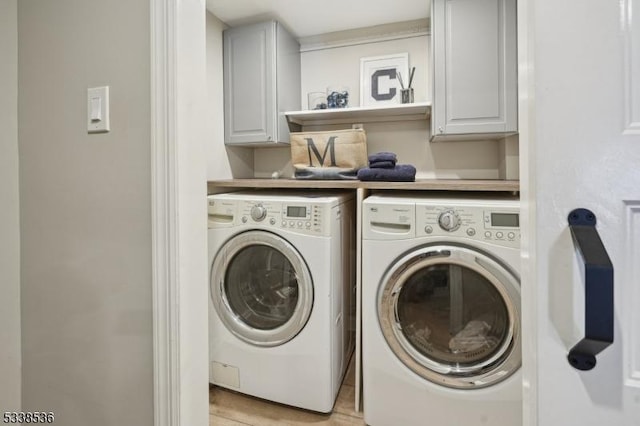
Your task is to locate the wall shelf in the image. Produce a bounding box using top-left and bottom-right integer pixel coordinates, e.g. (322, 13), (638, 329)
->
(285, 101), (431, 128)
(208, 178), (519, 193)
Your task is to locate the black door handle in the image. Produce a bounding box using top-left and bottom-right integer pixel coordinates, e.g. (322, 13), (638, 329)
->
(566, 208), (614, 371)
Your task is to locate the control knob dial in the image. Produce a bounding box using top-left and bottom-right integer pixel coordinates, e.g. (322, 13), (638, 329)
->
(250, 204), (267, 222)
(438, 209), (461, 232)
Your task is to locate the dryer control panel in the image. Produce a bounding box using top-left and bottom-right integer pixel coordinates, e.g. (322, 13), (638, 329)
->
(416, 204), (520, 248)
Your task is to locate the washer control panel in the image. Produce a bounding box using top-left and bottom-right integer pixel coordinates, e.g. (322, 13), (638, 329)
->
(417, 204), (520, 248)
(207, 192), (349, 237)
(236, 200), (328, 236)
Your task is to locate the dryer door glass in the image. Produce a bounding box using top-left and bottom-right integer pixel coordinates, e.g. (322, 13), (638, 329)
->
(396, 263), (507, 365)
(378, 245), (521, 389)
(211, 230), (314, 347)
(225, 244), (298, 330)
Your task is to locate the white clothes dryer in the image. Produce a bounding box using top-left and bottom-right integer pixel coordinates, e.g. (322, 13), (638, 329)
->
(208, 191), (355, 413)
(362, 194), (522, 426)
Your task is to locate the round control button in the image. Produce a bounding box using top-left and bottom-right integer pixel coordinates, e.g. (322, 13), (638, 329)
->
(438, 210), (461, 232)
(467, 228), (476, 236)
(508, 232), (515, 239)
(282, 221), (287, 227)
(496, 232), (504, 238)
(270, 218), (276, 225)
(241, 216), (248, 223)
(297, 221), (303, 227)
(250, 205), (267, 222)
(305, 222), (311, 228)
(425, 225), (433, 234)
(484, 231), (492, 238)
(289, 221), (294, 227)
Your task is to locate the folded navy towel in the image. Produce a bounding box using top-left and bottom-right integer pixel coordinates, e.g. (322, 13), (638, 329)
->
(294, 167), (358, 180)
(368, 152), (397, 164)
(357, 164), (416, 182)
(369, 160), (396, 169)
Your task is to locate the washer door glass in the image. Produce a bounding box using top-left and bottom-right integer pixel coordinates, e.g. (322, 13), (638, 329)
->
(378, 244), (520, 389)
(211, 230), (313, 347)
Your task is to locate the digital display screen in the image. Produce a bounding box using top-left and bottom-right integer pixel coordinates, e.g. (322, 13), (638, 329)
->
(287, 206), (307, 218)
(491, 213), (519, 227)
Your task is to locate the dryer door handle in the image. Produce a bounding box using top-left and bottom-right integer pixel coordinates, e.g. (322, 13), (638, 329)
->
(566, 208), (614, 371)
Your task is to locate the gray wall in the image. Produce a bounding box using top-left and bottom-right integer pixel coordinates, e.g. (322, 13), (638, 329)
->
(0, 0), (21, 411)
(18, 1), (153, 424)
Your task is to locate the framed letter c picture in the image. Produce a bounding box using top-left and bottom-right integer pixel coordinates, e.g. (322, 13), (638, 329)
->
(360, 53), (409, 107)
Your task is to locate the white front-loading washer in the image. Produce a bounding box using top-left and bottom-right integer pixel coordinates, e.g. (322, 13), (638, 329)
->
(362, 194), (522, 426)
(208, 191), (355, 413)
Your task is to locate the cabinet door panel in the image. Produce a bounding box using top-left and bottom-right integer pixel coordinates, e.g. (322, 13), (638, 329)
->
(432, 0), (517, 138)
(224, 22), (275, 145)
(447, 0), (500, 121)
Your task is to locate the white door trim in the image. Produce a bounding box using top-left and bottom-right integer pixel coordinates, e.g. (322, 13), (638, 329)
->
(151, 0), (180, 424)
(151, 1), (209, 425)
(517, 0), (538, 424)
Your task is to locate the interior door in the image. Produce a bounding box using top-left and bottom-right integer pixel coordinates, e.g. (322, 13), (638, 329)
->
(526, 0), (640, 424)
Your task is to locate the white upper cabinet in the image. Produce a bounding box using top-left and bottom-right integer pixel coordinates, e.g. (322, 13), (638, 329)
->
(223, 21), (300, 146)
(431, 0), (517, 140)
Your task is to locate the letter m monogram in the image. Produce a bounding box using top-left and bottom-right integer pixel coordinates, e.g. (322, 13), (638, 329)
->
(305, 136), (338, 167)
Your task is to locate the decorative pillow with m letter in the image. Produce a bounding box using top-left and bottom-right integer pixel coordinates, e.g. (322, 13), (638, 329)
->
(290, 129), (368, 180)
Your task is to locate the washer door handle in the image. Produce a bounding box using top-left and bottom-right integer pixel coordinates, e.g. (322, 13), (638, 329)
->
(566, 208), (614, 371)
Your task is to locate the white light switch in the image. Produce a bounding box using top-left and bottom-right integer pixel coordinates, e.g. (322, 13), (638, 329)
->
(90, 97), (101, 121)
(87, 86), (110, 133)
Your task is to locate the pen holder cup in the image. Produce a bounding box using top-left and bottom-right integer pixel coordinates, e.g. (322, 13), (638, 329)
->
(401, 88), (414, 104)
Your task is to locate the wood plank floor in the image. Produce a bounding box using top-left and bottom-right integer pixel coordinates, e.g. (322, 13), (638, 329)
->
(210, 355), (365, 425)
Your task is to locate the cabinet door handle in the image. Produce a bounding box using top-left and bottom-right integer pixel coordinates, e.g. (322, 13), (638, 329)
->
(566, 208), (614, 371)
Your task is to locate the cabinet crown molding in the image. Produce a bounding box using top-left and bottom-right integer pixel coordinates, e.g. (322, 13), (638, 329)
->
(299, 19), (430, 52)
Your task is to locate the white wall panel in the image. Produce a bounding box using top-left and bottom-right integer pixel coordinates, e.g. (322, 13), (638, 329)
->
(624, 201), (640, 387)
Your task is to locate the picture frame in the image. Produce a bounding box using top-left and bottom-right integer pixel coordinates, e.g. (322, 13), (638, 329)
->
(360, 53), (409, 107)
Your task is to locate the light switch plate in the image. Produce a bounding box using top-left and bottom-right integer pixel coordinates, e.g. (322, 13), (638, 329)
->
(87, 86), (110, 133)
